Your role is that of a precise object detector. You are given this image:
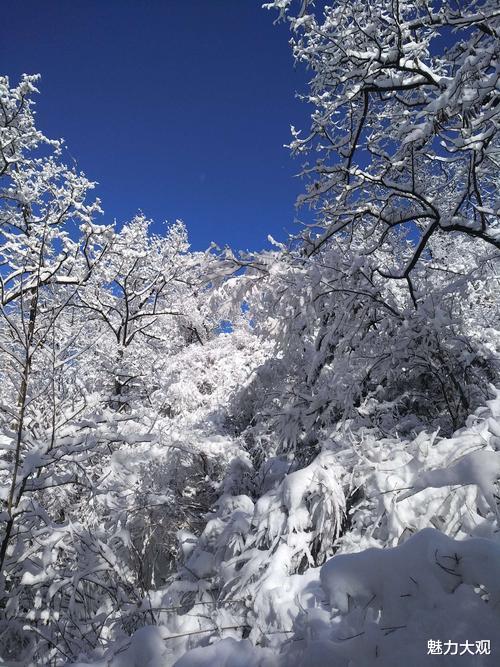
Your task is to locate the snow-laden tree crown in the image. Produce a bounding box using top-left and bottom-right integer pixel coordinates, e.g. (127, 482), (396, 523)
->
(0, 0), (499, 664)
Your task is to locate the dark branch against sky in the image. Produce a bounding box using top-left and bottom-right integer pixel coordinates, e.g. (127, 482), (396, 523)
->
(1, 0), (311, 251)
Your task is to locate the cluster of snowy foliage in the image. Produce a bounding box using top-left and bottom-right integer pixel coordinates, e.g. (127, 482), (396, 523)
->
(1, 0), (500, 664)
(92, 390), (500, 667)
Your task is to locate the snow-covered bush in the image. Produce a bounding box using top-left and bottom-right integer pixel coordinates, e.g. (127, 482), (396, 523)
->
(169, 389), (500, 667)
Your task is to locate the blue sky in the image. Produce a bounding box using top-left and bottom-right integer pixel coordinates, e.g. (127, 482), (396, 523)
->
(2, 1), (312, 251)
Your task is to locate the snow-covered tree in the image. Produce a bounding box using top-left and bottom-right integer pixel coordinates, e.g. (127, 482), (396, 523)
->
(0, 73), (104, 569)
(76, 215), (216, 412)
(0, 75), (132, 662)
(265, 0), (500, 285)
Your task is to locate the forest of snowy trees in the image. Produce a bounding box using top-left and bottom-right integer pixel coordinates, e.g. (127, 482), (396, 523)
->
(1, 0), (499, 665)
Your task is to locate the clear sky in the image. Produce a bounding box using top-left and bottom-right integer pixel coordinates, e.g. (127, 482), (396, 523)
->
(2, 0), (312, 251)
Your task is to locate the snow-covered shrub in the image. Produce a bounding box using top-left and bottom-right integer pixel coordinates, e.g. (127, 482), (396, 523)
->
(170, 389), (500, 667)
(153, 443), (345, 657)
(341, 388), (500, 548)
